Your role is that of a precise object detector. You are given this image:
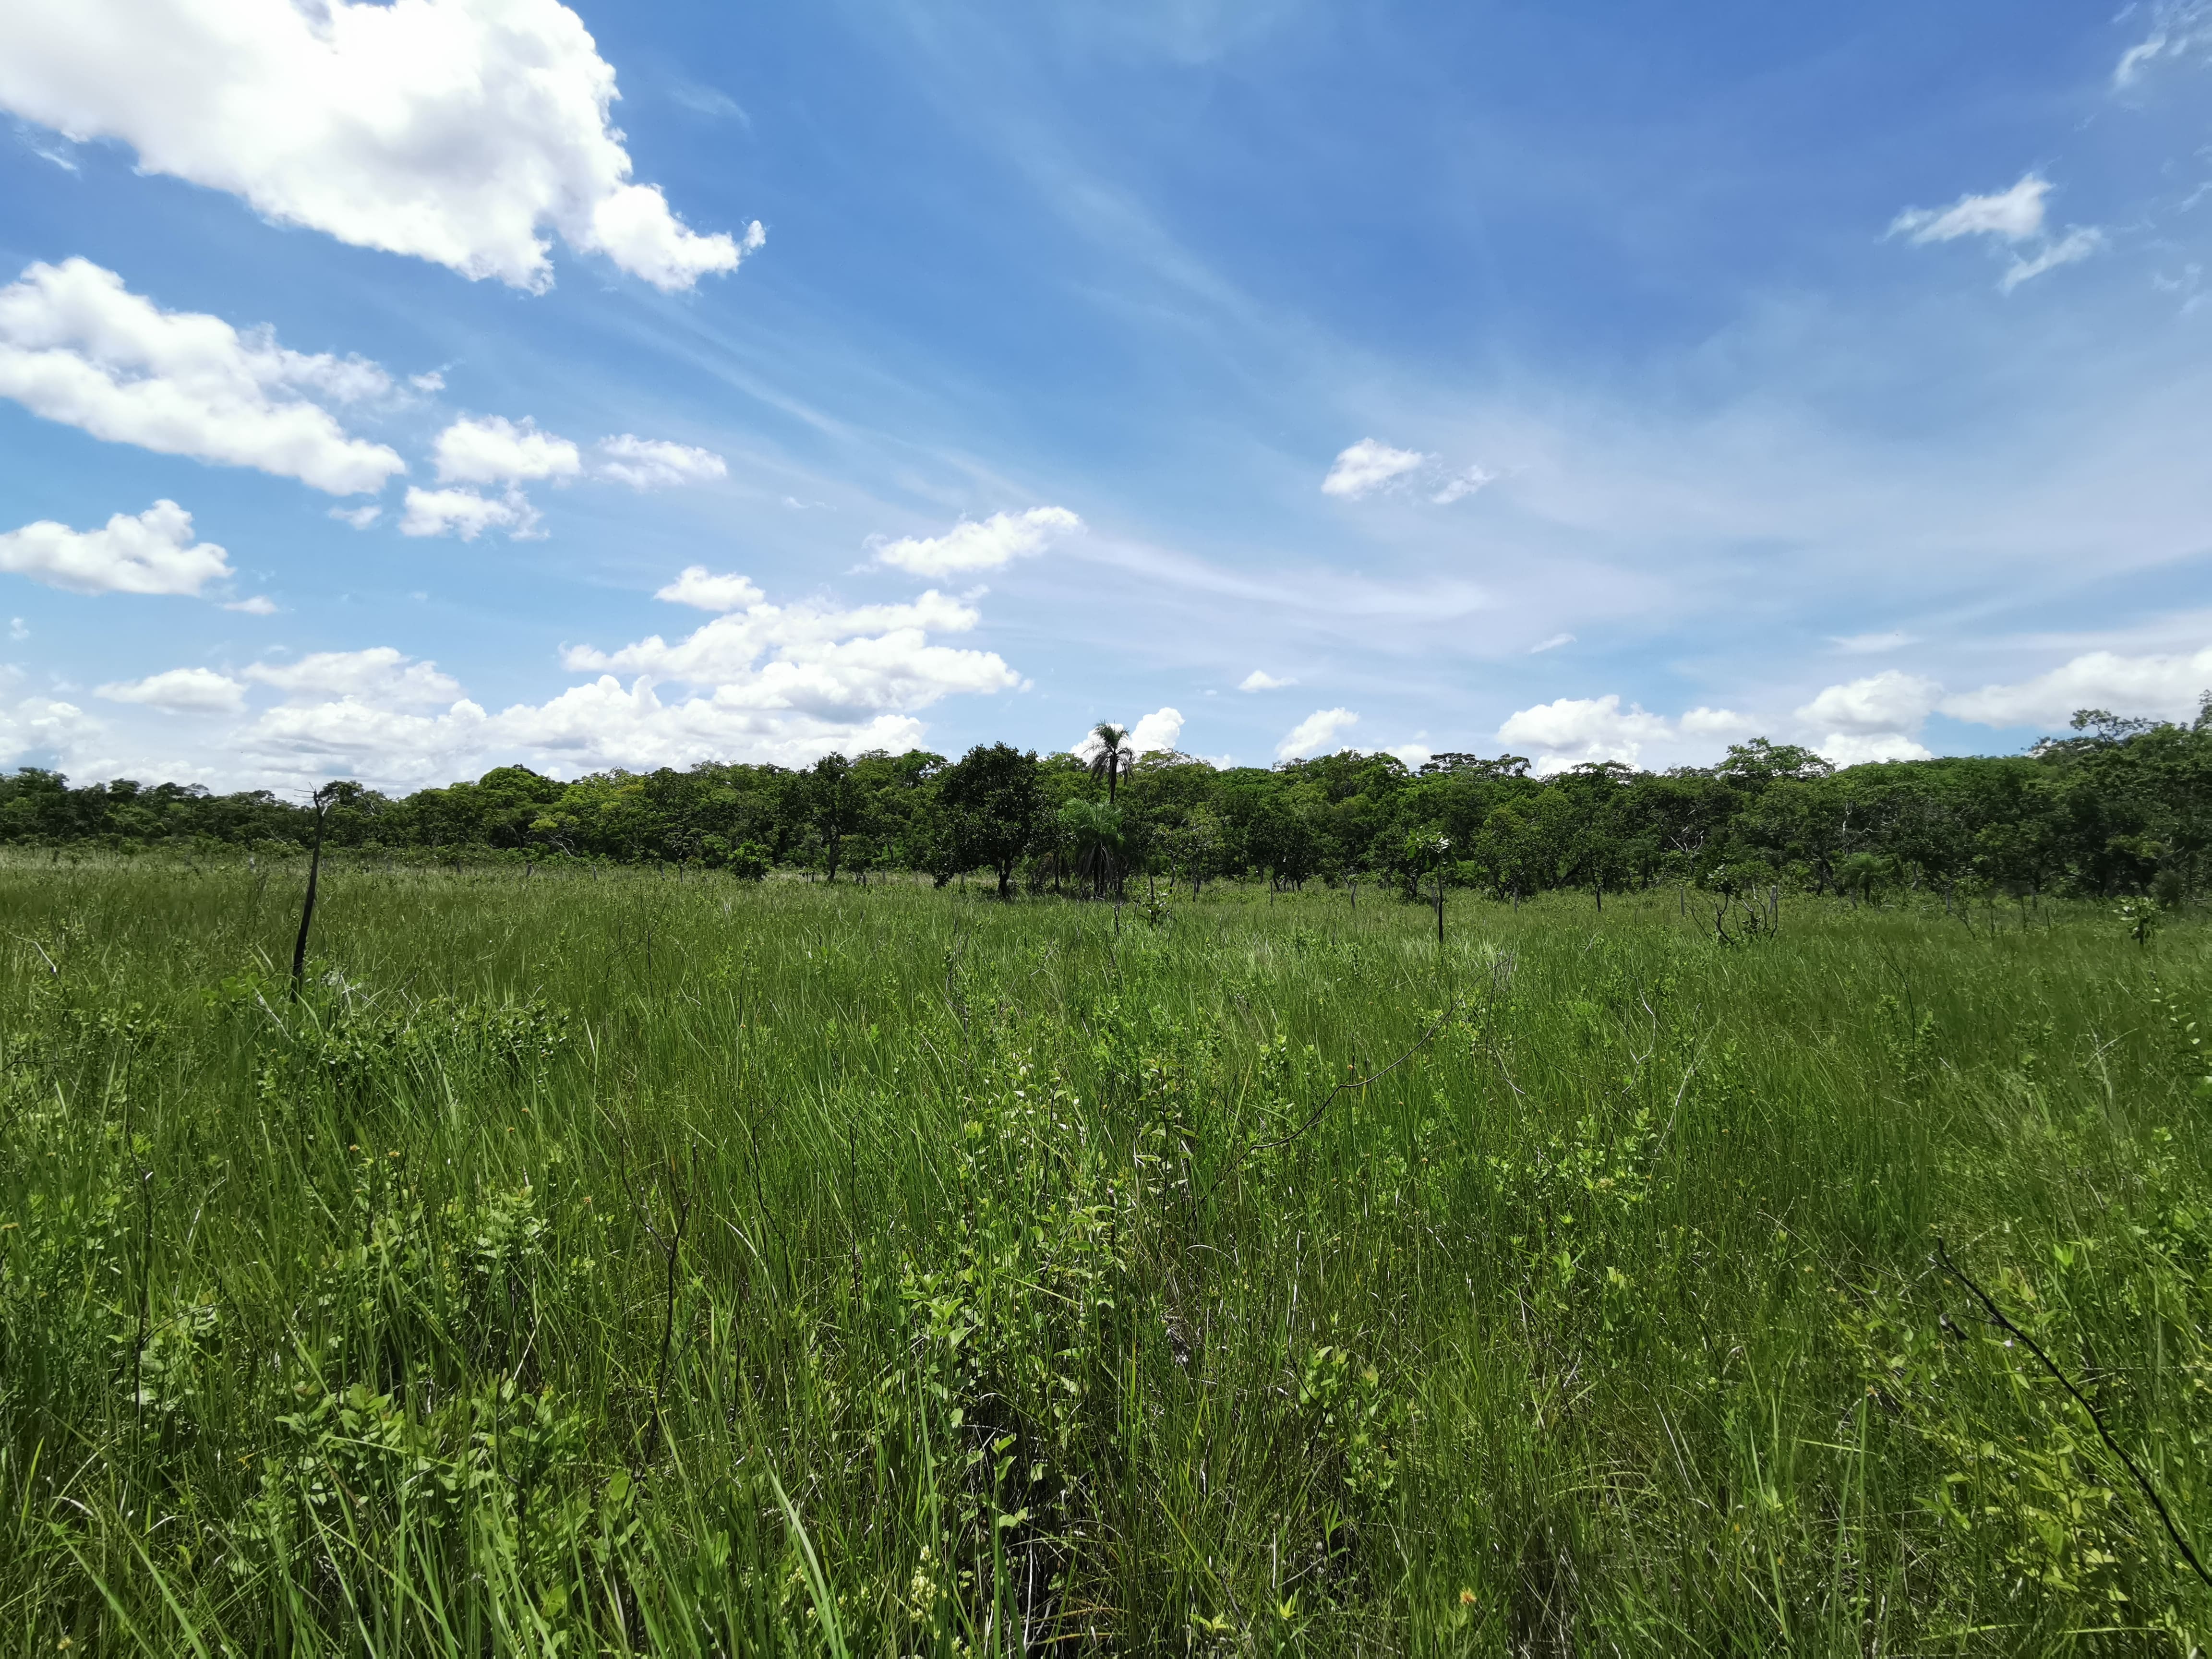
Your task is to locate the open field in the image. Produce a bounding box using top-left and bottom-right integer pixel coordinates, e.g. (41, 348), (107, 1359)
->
(1, 863), (2208, 1654)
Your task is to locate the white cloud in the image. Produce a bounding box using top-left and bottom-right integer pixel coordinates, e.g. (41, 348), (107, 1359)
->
(1389, 743), (1432, 769)
(2001, 227), (2104, 293)
(1323, 440), (1494, 505)
(223, 595), (278, 615)
(1431, 464), (1495, 505)
(1497, 694), (1670, 771)
(1322, 439), (1425, 499)
(0, 0), (758, 292)
(223, 577), (1028, 786)
(873, 507), (1082, 577)
(656, 567), (766, 612)
(1887, 175), (2100, 292)
(563, 586), (1021, 713)
(399, 485), (541, 541)
(0, 259), (404, 493)
(8, 618), (24, 641)
(1130, 706), (1184, 755)
(244, 647), (464, 707)
(0, 694), (97, 767)
(1794, 670), (1943, 735)
(0, 500), (232, 596)
(24, 133), (77, 172)
(1276, 706), (1359, 759)
(483, 682), (920, 776)
(2116, 0), (2212, 85)
(597, 434), (727, 489)
(409, 370), (446, 393)
(330, 504), (382, 529)
(1070, 709), (1188, 761)
(1678, 706), (1755, 737)
(1528, 632), (1575, 654)
(433, 415), (580, 485)
(1238, 668), (1293, 691)
(1832, 630), (1915, 653)
(1889, 174), (2050, 244)
(1941, 646), (2212, 729)
(1817, 732), (1934, 766)
(237, 695), (493, 785)
(96, 666), (245, 713)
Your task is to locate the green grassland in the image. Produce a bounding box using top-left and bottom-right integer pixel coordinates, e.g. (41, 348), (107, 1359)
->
(1, 863), (2208, 1654)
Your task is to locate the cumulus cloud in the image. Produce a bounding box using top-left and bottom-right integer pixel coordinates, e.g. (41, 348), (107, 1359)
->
(399, 485), (541, 541)
(222, 577), (1029, 786)
(1073, 708), (1186, 759)
(562, 586), (1021, 714)
(597, 434), (726, 489)
(1497, 694), (1670, 771)
(223, 595), (278, 615)
(0, 694), (98, 768)
(656, 567), (765, 612)
(1131, 707), (1185, 755)
(1238, 669), (1293, 691)
(1941, 646), (2212, 729)
(330, 504), (382, 529)
(873, 507), (1082, 578)
(1679, 706), (1756, 737)
(96, 666), (245, 713)
(1818, 732), (1934, 766)
(0, 259), (404, 493)
(1794, 670), (1943, 735)
(1277, 707), (1359, 760)
(1323, 439), (1495, 505)
(0, 0), (759, 292)
(238, 695), (493, 785)
(433, 415), (580, 485)
(244, 647), (464, 707)
(1321, 439), (1425, 499)
(0, 500), (232, 596)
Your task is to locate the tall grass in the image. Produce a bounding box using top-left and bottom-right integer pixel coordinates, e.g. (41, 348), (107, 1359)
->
(0, 860), (2207, 1653)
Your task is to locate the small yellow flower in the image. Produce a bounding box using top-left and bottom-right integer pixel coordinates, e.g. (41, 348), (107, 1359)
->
(1458, 1588), (1477, 1606)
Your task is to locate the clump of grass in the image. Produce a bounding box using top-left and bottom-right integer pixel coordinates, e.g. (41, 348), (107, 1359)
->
(0, 861), (2206, 1652)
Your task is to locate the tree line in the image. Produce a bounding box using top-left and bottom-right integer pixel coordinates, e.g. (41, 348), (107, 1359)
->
(2, 704), (2206, 903)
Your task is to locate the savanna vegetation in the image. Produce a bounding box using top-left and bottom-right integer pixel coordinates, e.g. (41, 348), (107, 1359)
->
(1, 843), (2208, 1652)
(3, 702), (2210, 910)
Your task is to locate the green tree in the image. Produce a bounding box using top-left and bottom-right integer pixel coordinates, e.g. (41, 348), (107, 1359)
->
(943, 743), (1045, 900)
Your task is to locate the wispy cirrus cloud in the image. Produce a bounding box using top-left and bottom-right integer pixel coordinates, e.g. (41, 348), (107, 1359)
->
(1888, 172), (2102, 291)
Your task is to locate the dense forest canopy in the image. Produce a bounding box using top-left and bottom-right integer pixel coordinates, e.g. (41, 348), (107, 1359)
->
(4, 703), (2206, 901)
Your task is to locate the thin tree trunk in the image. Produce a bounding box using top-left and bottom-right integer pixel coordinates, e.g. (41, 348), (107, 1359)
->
(290, 806), (326, 999)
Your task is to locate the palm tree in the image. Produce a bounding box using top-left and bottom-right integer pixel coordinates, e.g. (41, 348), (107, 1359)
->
(1087, 722), (1136, 805)
(1059, 797), (1126, 899)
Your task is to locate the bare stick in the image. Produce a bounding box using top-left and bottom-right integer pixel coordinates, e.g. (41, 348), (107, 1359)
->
(1214, 998), (1461, 1194)
(1934, 1239), (2210, 1588)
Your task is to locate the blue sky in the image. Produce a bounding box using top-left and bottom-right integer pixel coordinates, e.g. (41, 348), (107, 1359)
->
(1, 0), (2210, 790)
